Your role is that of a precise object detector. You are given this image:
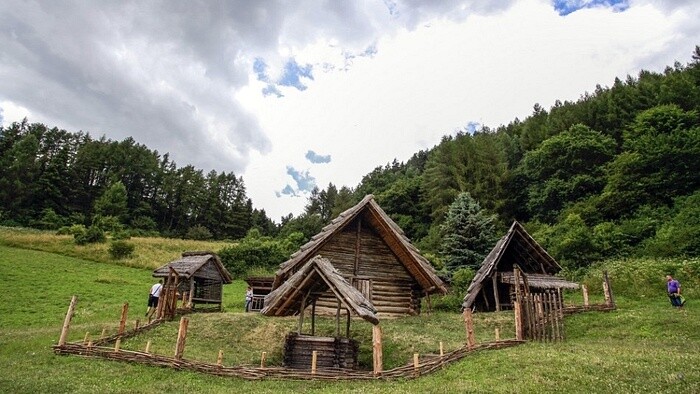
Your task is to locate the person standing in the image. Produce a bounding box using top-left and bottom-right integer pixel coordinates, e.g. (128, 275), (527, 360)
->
(245, 286), (253, 312)
(146, 279), (163, 317)
(666, 275), (683, 308)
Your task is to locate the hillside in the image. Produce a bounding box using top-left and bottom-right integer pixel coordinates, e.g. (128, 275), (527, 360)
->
(2, 245), (699, 393)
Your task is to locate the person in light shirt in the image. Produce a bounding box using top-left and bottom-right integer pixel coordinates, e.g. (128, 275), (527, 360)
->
(146, 279), (163, 317)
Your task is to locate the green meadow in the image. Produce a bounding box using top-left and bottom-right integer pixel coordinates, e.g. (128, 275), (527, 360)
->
(1, 242), (699, 393)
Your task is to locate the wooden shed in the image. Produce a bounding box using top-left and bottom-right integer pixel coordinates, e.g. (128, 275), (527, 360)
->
(153, 251), (233, 311)
(271, 194), (447, 317)
(262, 256), (378, 369)
(244, 276), (274, 312)
(462, 221), (579, 312)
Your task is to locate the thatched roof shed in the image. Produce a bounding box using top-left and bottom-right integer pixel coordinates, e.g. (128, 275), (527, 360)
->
(272, 194), (446, 316)
(262, 256), (378, 325)
(462, 221), (579, 312)
(153, 251), (232, 309)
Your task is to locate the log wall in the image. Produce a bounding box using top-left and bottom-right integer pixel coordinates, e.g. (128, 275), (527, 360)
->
(283, 333), (359, 369)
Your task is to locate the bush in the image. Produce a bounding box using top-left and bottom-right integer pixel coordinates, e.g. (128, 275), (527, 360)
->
(218, 238), (288, 278)
(74, 225), (106, 245)
(57, 224), (87, 236)
(431, 294), (464, 312)
(185, 225), (213, 240)
(109, 240), (135, 259)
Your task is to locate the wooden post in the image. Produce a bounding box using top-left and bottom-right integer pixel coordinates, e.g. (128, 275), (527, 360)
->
(582, 285), (589, 307)
(100, 327), (107, 339)
(145, 340), (152, 354)
(118, 302), (129, 336)
(335, 300), (341, 337)
(134, 319), (140, 330)
(260, 351), (267, 368)
(311, 350), (318, 374)
(83, 331), (90, 345)
(495, 327), (500, 341)
(58, 295), (78, 347)
(217, 349), (224, 367)
(311, 299), (316, 336)
(514, 300), (523, 341)
(345, 308), (351, 338)
(298, 293), (307, 334)
(463, 309), (476, 349)
(492, 273), (501, 312)
(439, 341), (444, 357)
(86, 340), (93, 348)
(174, 316), (189, 360)
(372, 324), (383, 376)
(188, 279), (195, 308)
(114, 338), (121, 352)
(603, 271), (615, 307)
(413, 353), (420, 377)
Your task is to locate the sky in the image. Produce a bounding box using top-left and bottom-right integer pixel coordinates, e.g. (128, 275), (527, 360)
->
(1, 0), (698, 221)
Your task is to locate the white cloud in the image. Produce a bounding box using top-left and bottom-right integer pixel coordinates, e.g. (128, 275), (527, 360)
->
(1, 0), (698, 221)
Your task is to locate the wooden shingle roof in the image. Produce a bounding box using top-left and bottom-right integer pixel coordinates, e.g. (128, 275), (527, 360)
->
(262, 256), (379, 325)
(153, 251), (233, 283)
(272, 195), (446, 295)
(462, 221), (576, 309)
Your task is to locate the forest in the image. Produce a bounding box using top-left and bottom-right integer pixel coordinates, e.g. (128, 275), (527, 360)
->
(1, 46), (698, 279)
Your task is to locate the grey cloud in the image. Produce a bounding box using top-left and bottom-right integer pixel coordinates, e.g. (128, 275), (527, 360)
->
(0, 0), (523, 174)
(305, 150), (332, 164)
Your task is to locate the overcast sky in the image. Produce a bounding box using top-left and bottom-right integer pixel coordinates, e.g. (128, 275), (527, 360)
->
(1, 0), (698, 221)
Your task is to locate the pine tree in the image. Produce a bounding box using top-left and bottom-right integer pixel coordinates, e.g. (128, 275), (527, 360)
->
(439, 192), (498, 272)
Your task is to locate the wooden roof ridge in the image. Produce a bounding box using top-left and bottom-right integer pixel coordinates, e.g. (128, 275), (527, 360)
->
(462, 220), (565, 310)
(273, 195), (446, 294)
(261, 256), (379, 325)
(153, 251), (233, 284)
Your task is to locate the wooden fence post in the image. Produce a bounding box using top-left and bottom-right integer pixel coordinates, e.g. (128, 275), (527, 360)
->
(174, 316), (189, 360)
(372, 324), (383, 377)
(83, 332), (90, 345)
(311, 351), (318, 375)
(114, 338), (121, 352)
(463, 309), (475, 349)
(413, 353), (420, 377)
(495, 327), (500, 342)
(217, 349), (224, 367)
(582, 285), (589, 307)
(118, 302), (129, 335)
(134, 319), (140, 330)
(603, 271), (615, 307)
(58, 295), (78, 347)
(100, 327), (106, 339)
(145, 340), (152, 354)
(514, 300), (523, 341)
(260, 351), (267, 368)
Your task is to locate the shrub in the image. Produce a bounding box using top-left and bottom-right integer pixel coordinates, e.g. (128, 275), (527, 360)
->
(74, 225), (106, 245)
(185, 225), (213, 240)
(218, 238), (288, 278)
(109, 240), (135, 259)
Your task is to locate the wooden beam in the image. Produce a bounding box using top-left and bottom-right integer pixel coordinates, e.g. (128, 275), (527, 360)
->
(372, 324), (383, 376)
(58, 295), (78, 347)
(492, 273), (500, 312)
(354, 218), (361, 276)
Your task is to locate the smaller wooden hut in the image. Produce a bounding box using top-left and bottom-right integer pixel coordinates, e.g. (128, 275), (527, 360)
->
(153, 251), (233, 311)
(462, 221), (579, 312)
(262, 256), (378, 370)
(244, 276), (274, 312)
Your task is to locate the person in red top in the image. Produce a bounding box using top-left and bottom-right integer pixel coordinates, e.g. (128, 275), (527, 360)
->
(666, 275), (683, 308)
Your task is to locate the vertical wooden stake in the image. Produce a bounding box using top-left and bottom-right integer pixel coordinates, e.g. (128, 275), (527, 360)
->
(217, 349), (224, 367)
(413, 353), (420, 377)
(134, 319), (140, 330)
(114, 338), (121, 352)
(174, 316), (189, 360)
(145, 340), (152, 354)
(87, 340), (93, 348)
(100, 327), (107, 339)
(372, 324), (383, 377)
(603, 271), (614, 307)
(260, 351), (267, 368)
(118, 302), (129, 335)
(311, 350), (318, 375)
(514, 300), (523, 341)
(463, 309), (475, 349)
(58, 295), (78, 347)
(83, 331), (90, 345)
(439, 341), (444, 357)
(582, 285), (589, 307)
(495, 327), (500, 341)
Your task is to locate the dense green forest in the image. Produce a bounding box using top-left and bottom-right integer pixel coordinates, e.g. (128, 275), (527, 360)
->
(1, 47), (699, 277)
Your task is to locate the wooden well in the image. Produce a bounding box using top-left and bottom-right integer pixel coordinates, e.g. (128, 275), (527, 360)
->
(283, 332), (359, 370)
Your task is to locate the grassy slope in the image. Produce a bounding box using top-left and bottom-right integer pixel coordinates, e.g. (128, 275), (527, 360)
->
(1, 246), (699, 393)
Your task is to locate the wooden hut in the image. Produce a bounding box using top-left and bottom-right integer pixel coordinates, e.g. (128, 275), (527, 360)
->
(262, 256), (378, 369)
(244, 276), (274, 312)
(153, 251), (233, 311)
(271, 194), (447, 317)
(462, 221), (579, 312)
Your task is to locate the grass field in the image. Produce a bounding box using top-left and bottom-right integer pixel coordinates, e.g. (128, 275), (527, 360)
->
(1, 244), (700, 393)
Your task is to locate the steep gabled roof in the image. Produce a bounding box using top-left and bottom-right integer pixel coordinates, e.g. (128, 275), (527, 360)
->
(262, 256), (379, 325)
(272, 195), (446, 295)
(462, 221), (573, 309)
(153, 251), (233, 284)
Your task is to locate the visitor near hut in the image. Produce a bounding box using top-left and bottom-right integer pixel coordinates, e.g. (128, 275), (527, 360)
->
(666, 275), (685, 308)
(146, 279), (163, 317)
(245, 286), (253, 312)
